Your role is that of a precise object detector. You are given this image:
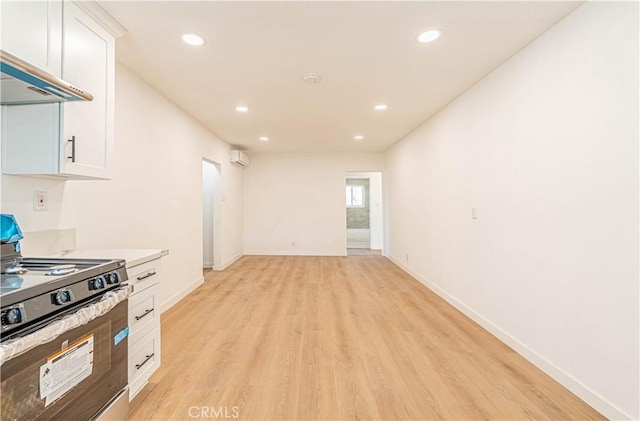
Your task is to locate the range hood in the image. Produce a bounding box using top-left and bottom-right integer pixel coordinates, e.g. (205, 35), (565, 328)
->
(1, 50), (93, 105)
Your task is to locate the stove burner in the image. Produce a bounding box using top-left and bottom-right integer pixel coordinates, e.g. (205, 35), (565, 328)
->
(1, 274), (23, 291)
(49, 264), (77, 276)
(3, 266), (27, 275)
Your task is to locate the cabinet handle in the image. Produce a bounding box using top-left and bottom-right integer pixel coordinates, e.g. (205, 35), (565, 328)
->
(135, 353), (155, 370)
(137, 270), (156, 281)
(135, 308), (154, 321)
(67, 136), (76, 162)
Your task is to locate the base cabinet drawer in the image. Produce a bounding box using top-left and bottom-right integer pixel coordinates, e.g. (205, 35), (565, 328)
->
(127, 256), (163, 401)
(129, 326), (161, 401)
(128, 260), (161, 294)
(128, 283), (159, 343)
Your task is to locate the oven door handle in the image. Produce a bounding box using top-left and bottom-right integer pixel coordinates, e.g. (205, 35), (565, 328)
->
(135, 353), (155, 370)
(0, 287), (129, 365)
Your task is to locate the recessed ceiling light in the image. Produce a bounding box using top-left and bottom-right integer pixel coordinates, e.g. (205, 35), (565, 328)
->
(417, 30), (441, 43)
(259, 136), (269, 142)
(354, 135), (364, 141)
(303, 73), (321, 84)
(182, 33), (206, 46)
(374, 104), (388, 111)
(235, 106), (249, 112)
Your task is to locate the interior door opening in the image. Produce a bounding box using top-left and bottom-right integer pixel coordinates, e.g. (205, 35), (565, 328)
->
(202, 159), (221, 270)
(345, 172), (383, 256)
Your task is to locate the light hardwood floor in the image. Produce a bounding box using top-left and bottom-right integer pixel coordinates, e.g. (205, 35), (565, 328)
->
(131, 256), (605, 420)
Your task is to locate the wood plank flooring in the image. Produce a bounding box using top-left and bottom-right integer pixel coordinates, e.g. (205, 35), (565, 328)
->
(130, 256), (605, 421)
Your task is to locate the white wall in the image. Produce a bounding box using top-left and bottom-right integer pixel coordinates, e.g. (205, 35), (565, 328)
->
(347, 172), (383, 250)
(244, 152), (383, 255)
(0, 64), (245, 311)
(385, 2), (638, 419)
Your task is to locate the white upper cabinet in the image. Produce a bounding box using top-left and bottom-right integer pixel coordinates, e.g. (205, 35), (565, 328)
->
(61, 1), (114, 179)
(1, 1), (115, 180)
(0, 0), (62, 76)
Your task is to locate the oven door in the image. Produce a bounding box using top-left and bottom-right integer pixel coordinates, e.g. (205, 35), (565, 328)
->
(1, 290), (129, 421)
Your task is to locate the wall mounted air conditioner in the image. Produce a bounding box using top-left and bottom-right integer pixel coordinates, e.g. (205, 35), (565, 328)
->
(230, 150), (250, 167)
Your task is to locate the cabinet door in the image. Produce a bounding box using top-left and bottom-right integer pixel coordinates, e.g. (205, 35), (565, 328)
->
(0, 0), (62, 76)
(60, 1), (114, 179)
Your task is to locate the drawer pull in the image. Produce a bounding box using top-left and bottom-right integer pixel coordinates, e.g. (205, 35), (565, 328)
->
(137, 270), (157, 281)
(135, 308), (154, 321)
(136, 353), (155, 370)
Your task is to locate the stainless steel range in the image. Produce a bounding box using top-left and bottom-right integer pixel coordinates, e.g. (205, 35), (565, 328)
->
(1, 255), (127, 336)
(0, 214), (130, 421)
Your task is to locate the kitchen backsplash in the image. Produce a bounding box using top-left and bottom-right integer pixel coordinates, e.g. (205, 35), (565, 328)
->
(20, 228), (76, 256)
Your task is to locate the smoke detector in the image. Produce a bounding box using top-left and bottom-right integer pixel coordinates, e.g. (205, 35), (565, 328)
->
(303, 73), (321, 84)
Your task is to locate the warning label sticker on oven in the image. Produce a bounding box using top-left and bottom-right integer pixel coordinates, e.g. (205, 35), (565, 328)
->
(40, 334), (94, 406)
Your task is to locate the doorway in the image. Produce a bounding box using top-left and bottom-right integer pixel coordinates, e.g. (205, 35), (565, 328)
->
(202, 159), (222, 269)
(345, 172), (383, 255)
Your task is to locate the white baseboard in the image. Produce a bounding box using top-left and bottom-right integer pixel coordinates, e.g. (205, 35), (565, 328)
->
(244, 250), (347, 257)
(212, 253), (243, 271)
(385, 254), (631, 421)
(203, 261), (213, 269)
(160, 276), (203, 314)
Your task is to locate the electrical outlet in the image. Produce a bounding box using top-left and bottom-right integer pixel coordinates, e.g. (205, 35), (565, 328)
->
(292, 241), (296, 247)
(405, 253), (409, 262)
(34, 191), (47, 211)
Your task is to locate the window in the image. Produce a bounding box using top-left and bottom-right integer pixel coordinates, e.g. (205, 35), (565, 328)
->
(346, 185), (365, 208)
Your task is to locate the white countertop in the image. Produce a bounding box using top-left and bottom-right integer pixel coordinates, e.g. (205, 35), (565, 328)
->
(59, 248), (168, 268)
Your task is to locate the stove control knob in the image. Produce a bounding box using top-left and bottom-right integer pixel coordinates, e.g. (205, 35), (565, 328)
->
(107, 272), (120, 284)
(91, 276), (106, 290)
(2, 308), (23, 325)
(53, 290), (73, 306)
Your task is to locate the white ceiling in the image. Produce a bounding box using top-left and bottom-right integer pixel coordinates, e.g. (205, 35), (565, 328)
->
(98, 1), (581, 153)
